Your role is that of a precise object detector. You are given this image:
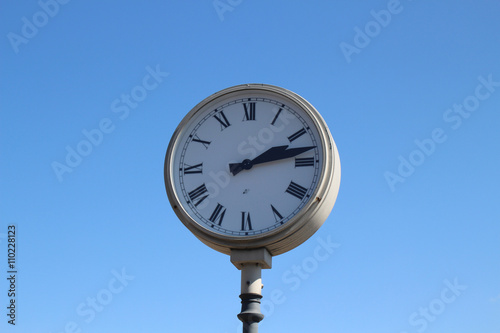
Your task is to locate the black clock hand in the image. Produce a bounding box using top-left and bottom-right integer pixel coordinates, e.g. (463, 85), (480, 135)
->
(229, 145), (315, 176)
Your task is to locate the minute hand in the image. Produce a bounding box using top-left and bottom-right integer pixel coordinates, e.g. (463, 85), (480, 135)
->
(229, 145), (316, 176)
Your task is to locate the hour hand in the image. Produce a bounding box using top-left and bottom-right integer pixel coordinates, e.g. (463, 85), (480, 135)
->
(229, 145), (315, 176)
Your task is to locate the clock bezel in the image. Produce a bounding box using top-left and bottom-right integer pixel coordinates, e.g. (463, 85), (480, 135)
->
(164, 83), (340, 256)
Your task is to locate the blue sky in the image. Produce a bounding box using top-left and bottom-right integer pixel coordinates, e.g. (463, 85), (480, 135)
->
(1, 1), (500, 332)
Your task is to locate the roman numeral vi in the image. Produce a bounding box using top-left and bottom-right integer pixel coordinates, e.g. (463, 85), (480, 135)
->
(241, 212), (253, 231)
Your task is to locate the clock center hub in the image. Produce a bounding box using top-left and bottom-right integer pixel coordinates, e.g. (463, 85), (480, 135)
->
(241, 159), (253, 171)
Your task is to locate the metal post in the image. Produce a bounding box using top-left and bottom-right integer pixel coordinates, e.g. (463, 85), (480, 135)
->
(238, 263), (264, 333)
(231, 248), (272, 333)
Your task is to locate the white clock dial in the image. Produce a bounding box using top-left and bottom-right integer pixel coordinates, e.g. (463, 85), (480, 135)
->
(173, 96), (322, 236)
(165, 84), (340, 255)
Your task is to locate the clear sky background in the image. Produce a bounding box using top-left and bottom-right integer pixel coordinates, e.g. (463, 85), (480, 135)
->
(1, 1), (500, 332)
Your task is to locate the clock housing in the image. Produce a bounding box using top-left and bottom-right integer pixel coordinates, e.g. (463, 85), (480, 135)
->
(164, 84), (340, 255)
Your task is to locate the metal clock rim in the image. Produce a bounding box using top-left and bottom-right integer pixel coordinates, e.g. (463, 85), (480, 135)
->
(164, 83), (340, 256)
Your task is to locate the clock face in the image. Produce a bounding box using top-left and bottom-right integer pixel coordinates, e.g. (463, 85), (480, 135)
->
(165, 84), (340, 255)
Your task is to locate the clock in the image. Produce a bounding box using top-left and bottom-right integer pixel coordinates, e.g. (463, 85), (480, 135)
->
(164, 84), (340, 256)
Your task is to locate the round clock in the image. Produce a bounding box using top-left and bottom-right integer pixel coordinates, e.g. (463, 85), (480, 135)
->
(164, 84), (340, 256)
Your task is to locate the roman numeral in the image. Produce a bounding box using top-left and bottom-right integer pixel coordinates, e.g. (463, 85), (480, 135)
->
(209, 203), (226, 225)
(270, 106), (283, 126)
(287, 128), (307, 142)
(183, 163), (203, 174)
(243, 102), (256, 121)
(295, 157), (314, 167)
(191, 134), (211, 149)
(241, 212), (253, 231)
(188, 184), (209, 207)
(213, 110), (230, 130)
(285, 181), (308, 200)
(271, 205), (283, 223)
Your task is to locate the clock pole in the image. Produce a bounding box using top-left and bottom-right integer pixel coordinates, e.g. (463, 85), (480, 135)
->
(231, 248), (272, 333)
